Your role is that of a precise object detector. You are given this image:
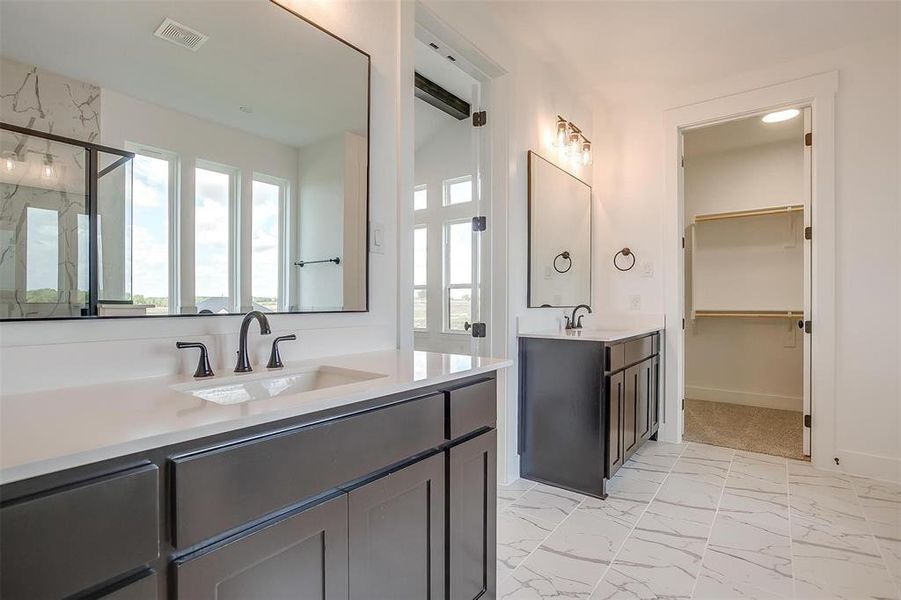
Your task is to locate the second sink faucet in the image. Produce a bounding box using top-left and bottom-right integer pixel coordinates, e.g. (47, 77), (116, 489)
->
(566, 304), (592, 330)
(235, 310), (271, 373)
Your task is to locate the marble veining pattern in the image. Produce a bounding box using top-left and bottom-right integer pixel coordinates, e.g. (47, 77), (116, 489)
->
(497, 442), (901, 599)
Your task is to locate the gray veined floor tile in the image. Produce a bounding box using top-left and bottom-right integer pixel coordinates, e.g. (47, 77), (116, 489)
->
(497, 507), (557, 584)
(500, 510), (634, 599)
(643, 474), (723, 530)
(729, 454), (789, 489)
(873, 532), (901, 594)
(580, 471), (662, 526)
(702, 512), (794, 598)
(792, 540), (899, 600)
(499, 478), (539, 507)
(671, 455), (732, 486)
(635, 440), (687, 458)
(718, 486), (790, 536)
(618, 452), (681, 483)
(683, 442), (737, 461)
(509, 483), (585, 527)
(734, 449), (788, 465)
(850, 477), (901, 534)
(692, 566), (789, 599)
(787, 460), (851, 490)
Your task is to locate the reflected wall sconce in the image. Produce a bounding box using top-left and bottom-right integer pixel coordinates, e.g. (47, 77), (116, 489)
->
(551, 115), (591, 166)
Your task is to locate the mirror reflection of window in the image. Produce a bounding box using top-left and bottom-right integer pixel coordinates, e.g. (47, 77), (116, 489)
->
(414, 185), (428, 210)
(132, 153), (171, 315)
(445, 220), (472, 331)
(251, 178), (284, 312)
(443, 176), (472, 206)
(194, 165), (233, 314)
(413, 226), (428, 329)
(25, 207), (59, 303)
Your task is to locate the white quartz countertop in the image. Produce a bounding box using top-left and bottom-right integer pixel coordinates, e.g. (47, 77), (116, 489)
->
(0, 350), (511, 485)
(517, 326), (662, 342)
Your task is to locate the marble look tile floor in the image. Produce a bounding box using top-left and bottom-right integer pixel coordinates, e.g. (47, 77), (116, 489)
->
(497, 441), (901, 599)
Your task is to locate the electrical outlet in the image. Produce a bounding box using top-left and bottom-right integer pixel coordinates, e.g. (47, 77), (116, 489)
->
(641, 261), (654, 278)
(629, 295), (641, 310)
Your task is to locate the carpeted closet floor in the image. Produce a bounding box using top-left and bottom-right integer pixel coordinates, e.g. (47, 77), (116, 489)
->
(682, 399), (807, 460)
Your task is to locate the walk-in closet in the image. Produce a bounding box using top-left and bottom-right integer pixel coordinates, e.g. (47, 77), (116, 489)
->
(683, 109), (811, 459)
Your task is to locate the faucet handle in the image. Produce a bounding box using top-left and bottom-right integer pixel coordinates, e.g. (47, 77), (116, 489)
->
(576, 315), (585, 329)
(176, 342), (214, 378)
(564, 316), (572, 330)
(267, 334), (297, 369)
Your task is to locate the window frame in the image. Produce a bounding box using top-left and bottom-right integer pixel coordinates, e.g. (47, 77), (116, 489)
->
(194, 159), (240, 314)
(443, 218), (473, 334)
(413, 224), (428, 331)
(250, 172), (289, 312)
(442, 175), (473, 207)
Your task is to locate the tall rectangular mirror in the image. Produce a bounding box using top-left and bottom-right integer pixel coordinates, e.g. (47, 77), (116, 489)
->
(528, 151), (591, 307)
(0, 0), (369, 319)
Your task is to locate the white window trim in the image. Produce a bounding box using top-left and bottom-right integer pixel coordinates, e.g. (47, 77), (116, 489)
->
(443, 218), (473, 334)
(413, 225), (428, 331)
(126, 142), (180, 314)
(195, 159), (240, 313)
(442, 175), (473, 207)
(252, 172), (290, 312)
(414, 183), (428, 211)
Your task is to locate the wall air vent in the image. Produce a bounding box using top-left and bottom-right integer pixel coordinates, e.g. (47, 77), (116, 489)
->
(153, 18), (209, 51)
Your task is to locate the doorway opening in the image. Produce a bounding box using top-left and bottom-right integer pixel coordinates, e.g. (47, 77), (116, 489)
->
(681, 107), (812, 460)
(412, 34), (490, 356)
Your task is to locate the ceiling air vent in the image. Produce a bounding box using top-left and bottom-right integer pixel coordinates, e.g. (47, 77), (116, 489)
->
(153, 18), (209, 51)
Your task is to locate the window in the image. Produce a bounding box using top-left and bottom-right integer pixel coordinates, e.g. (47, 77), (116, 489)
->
(445, 220), (472, 331)
(131, 152), (173, 314)
(25, 207), (59, 302)
(251, 177), (285, 312)
(414, 185), (428, 210)
(195, 164), (236, 313)
(443, 175), (472, 206)
(413, 226), (427, 329)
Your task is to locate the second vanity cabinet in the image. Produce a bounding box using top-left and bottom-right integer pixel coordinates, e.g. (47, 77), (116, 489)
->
(519, 331), (661, 498)
(0, 374), (498, 600)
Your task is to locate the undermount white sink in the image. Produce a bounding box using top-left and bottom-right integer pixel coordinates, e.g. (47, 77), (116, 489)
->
(172, 365), (386, 405)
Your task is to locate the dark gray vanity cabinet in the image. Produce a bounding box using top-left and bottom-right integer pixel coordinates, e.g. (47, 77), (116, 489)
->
(519, 332), (661, 498)
(0, 373), (499, 600)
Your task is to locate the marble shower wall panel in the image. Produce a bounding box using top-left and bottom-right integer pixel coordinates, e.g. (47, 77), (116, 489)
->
(1, 57), (100, 142)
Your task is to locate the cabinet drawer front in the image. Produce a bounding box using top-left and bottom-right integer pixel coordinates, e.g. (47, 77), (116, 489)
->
(624, 334), (656, 365)
(447, 378), (496, 440)
(606, 343), (625, 373)
(172, 393), (445, 548)
(175, 494), (348, 600)
(100, 571), (158, 600)
(0, 464), (159, 600)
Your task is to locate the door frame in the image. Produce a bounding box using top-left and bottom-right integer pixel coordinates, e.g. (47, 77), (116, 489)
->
(661, 72), (838, 473)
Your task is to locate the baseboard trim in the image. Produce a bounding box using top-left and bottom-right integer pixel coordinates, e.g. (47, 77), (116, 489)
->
(832, 449), (901, 484)
(685, 385), (802, 411)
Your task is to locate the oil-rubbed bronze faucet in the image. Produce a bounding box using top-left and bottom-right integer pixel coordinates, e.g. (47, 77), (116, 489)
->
(565, 304), (592, 330)
(234, 311), (271, 373)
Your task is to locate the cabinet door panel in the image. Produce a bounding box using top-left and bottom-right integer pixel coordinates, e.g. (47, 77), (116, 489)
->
(637, 359), (651, 441)
(650, 356), (660, 434)
(449, 430), (497, 600)
(606, 372), (624, 477)
(174, 494), (348, 600)
(623, 365), (640, 460)
(349, 453), (445, 600)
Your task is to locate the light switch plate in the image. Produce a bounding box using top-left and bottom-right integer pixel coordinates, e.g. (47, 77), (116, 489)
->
(629, 295), (641, 310)
(641, 261), (654, 278)
(369, 221), (384, 254)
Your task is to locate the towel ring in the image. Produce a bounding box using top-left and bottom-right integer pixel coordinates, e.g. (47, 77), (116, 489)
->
(553, 251), (572, 273)
(613, 247), (636, 272)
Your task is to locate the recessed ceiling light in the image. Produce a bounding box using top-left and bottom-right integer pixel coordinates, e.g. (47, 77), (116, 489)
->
(762, 108), (800, 123)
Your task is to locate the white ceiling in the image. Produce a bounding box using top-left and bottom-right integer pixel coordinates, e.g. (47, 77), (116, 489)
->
(684, 111), (804, 157)
(0, 0), (368, 148)
(468, 0), (899, 104)
(414, 38), (476, 150)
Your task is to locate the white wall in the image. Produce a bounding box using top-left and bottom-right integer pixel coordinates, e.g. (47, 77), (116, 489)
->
(593, 36), (901, 479)
(0, 0), (400, 395)
(418, 1), (595, 483)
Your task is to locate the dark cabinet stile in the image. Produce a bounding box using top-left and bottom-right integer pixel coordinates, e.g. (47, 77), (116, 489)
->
(520, 332), (662, 497)
(0, 373), (499, 600)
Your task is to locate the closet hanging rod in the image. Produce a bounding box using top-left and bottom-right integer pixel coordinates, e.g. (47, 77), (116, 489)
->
(693, 204), (804, 223)
(694, 310), (803, 319)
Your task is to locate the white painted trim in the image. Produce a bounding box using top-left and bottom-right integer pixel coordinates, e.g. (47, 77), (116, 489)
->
(833, 449), (901, 484)
(684, 386), (801, 411)
(663, 72), (838, 475)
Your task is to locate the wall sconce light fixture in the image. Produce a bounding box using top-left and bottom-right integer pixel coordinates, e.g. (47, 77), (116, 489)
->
(552, 115), (591, 166)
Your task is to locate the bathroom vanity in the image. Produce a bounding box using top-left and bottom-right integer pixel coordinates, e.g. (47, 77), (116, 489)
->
(0, 351), (508, 600)
(518, 328), (662, 498)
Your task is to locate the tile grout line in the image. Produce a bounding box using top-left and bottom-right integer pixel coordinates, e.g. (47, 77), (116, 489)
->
(845, 476), (901, 598)
(785, 458), (799, 599)
(686, 447), (736, 599)
(584, 441), (692, 599)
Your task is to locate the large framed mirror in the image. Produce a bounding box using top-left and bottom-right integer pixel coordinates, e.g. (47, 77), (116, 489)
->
(0, 0), (369, 320)
(527, 151), (591, 307)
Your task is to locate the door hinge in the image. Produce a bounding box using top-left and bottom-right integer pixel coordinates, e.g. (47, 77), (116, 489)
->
(804, 320), (812, 334)
(682, 318), (685, 330)
(682, 236), (685, 249)
(804, 226), (812, 240)
(472, 111), (487, 127)
(804, 414), (811, 428)
(682, 398), (685, 410)
(468, 322), (487, 338)
(805, 132), (812, 147)
(472, 216), (487, 231)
